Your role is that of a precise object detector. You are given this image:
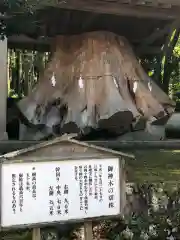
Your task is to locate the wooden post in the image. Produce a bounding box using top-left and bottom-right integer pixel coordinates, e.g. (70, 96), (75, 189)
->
(32, 228), (41, 240)
(84, 221), (93, 240)
(0, 38), (8, 139)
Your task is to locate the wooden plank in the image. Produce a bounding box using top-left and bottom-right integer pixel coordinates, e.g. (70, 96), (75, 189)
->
(2, 140), (180, 154)
(8, 35), (50, 52)
(2, 136), (134, 160)
(136, 46), (161, 55)
(34, 0), (180, 20)
(84, 222), (93, 240)
(1, 0), (180, 20)
(7, 36), (161, 56)
(32, 228), (41, 240)
(0, 38), (8, 139)
(8, 35), (51, 45)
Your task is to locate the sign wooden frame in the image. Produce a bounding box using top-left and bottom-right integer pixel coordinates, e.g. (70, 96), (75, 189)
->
(0, 155), (125, 232)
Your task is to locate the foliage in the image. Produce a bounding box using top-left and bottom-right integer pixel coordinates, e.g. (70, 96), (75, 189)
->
(111, 184), (180, 240)
(170, 37), (180, 99)
(1, 0), (59, 16)
(8, 49), (50, 97)
(2, 0), (41, 13)
(0, 0), (55, 39)
(142, 34), (180, 96)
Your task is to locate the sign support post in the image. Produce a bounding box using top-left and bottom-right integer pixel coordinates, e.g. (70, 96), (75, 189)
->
(0, 38), (8, 140)
(84, 221), (93, 240)
(32, 228), (41, 240)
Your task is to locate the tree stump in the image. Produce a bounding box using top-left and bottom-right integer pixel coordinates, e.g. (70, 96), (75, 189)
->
(17, 31), (175, 138)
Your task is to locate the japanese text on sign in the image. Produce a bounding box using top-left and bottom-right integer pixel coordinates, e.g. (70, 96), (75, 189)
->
(1, 158), (120, 227)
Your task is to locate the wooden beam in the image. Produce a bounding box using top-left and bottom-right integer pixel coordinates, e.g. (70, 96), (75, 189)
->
(2, 0), (180, 21)
(8, 35), (51, 45)
(1, 140), (180, 154)
(33, 0), (180, 20)
(140, 25), (171, 47)
(0, 38), (8, 139)
(6, 36), (166, 56)
(136, 46), (161, 55)
(32, 228), (41, 240)
(8, 35), (50, 51)
(84, 221), (93, 240)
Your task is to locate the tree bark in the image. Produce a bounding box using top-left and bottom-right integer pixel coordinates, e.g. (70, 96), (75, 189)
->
(17, 31), (175, 136)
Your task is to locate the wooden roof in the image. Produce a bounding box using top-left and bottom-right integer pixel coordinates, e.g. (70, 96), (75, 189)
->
(24, 0), (180, 20)
(1, 134), (134, 159)
(2, 0), (180, 21)
(1, 0), (180, 55)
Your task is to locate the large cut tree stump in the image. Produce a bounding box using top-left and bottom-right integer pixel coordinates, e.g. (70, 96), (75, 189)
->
(18, 31), (175, 137)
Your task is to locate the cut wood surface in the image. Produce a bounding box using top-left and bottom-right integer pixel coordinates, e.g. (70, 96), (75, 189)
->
(17, 31), (175, 138)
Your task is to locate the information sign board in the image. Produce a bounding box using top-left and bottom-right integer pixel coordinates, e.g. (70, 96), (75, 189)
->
(1, 158), (120, 228)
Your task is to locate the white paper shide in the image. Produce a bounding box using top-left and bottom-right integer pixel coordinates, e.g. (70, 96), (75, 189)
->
(1, 158), (120, 227)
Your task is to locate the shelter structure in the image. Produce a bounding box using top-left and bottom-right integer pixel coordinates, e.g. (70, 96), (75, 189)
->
(2, 0), (180, 53)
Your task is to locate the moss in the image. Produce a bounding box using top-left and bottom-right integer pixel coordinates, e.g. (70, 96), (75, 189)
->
(127, 150), (180, 185)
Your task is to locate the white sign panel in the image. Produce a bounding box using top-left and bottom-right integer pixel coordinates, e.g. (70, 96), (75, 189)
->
(1, 158), (120, 227)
